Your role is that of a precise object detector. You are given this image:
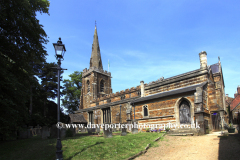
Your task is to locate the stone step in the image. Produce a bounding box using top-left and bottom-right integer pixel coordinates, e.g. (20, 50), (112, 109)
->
(169, 130), (197, 133)
(169, 133), (194, 136)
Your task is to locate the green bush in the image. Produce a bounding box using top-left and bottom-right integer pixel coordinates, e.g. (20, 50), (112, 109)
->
(165, 127), (170, 132)
(66, 129), (73, 137)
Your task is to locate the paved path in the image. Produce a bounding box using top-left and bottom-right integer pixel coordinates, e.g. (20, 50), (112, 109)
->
(135, 132), (240, 160)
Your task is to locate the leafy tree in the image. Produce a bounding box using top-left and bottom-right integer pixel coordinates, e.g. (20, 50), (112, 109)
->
(62, 71), (82, 114)
(0, 0), (50, 140)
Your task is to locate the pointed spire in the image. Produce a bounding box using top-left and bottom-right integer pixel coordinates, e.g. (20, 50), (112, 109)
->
(90, 21), (103, 69)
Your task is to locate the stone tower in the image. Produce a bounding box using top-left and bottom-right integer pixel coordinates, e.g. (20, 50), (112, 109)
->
(79, 24), (112, 109)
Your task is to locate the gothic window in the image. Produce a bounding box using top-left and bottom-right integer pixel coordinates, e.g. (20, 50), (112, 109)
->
(100, 80), (104, 92)
(143, 105), (148, 117)
(179, 100), (191, 124)
(121, 95), (125, 100)
(89, 111), (93, 124)
(102, 108), (111, 123)
(87, 80), (90, 93)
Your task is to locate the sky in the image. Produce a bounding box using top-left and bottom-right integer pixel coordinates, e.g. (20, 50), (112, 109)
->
(37, 0), (240, 99)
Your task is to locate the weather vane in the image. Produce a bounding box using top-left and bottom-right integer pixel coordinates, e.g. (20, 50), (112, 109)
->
(95, 20), (97, 26)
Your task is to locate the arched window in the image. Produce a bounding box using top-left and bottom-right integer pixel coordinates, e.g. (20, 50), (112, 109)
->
(143, 105), (148, 117)
(100, 80), (104, 92)
(179, 100), (191, 124)
(87, 80), (90, 93)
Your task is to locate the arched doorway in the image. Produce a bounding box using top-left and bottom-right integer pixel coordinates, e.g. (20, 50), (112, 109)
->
(179, 100), (191, 124)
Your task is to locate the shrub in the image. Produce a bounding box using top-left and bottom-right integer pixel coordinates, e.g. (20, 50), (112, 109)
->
(165, 127), (170, 132)
(146, 128), (150, 132)
(66, 129), (73, 137)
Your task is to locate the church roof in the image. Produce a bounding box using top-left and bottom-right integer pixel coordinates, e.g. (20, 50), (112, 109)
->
(131, 81), (208, 104)
(210, 63), (220, 74)
(69, 114), (87, 123)
(89, 24), (103, 70)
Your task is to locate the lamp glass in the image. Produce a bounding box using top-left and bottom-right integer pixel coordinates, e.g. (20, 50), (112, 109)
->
(54, 45), (64, 57)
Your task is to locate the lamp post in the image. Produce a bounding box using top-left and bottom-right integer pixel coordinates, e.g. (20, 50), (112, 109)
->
(53, 37), (66, 160)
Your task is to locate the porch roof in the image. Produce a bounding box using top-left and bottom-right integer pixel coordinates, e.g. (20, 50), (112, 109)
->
(69, 114), (87, 123)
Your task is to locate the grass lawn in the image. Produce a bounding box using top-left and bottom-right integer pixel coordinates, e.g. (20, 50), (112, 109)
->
(0, 132), (164, 160)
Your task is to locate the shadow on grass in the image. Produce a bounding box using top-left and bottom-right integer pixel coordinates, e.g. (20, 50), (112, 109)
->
(0, 135), (57, 160)
(66, 141), (104, 160)
(218, 132), (240, 160)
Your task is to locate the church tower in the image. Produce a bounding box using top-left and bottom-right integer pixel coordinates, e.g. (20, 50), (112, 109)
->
(79, 24), (112, 109)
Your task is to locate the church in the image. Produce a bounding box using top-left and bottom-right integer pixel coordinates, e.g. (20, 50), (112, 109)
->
(74, 25), (227, 135)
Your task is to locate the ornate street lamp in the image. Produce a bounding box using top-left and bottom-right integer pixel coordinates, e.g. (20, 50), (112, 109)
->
(53, 37), (66, 160)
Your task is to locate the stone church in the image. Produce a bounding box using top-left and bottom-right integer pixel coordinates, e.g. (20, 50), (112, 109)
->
(74, 25), (227, 135)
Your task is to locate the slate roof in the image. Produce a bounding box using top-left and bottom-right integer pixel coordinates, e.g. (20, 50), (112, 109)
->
(69, 114), (87, 123)
(211, 63), (220, 74)
(131, 81), (208, 104)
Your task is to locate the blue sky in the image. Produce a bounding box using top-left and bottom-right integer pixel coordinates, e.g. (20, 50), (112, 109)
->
(37, 0), (240, 98)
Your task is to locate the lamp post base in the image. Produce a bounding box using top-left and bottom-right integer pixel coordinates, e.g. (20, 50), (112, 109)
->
(56, 138), (63, 160)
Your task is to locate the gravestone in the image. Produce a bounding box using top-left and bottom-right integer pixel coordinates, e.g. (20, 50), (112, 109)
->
(121, 127), (127, 136)
(132, 120), (138, 134)
(96, 127), (100, 134)
(87, 128), (92, 134)
(91, 128), (96, 133)
(50, 124), (58, 138)
(61, 128), (66, 138)
(36, 125), (42, 136)
(27, 129), (33, 138)
(103, 123), (112, 138)
(69, 127), (76, 137)
(42, 126), (50, 139)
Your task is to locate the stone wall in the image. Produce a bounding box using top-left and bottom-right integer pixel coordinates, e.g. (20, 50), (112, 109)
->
(131, 94), (195, 127)
(110, 103), (128, 124)
(213, 75), (224, 110)
(207, 82), (218, 111)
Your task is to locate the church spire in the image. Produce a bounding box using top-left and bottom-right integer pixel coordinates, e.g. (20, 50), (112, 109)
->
(90, 22), (103, 70)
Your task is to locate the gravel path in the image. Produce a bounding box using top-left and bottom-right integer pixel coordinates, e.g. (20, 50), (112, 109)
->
(135, 133), (240, 160)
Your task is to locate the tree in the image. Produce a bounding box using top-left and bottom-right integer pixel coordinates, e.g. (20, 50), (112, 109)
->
(62, 71), (82, 114)
(39, 62), (64, 116)
(0, 0), (50, 140)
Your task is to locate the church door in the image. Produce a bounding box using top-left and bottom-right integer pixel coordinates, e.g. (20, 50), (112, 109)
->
(211, 113), (220, 131)
(179, 101), (191, 124)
